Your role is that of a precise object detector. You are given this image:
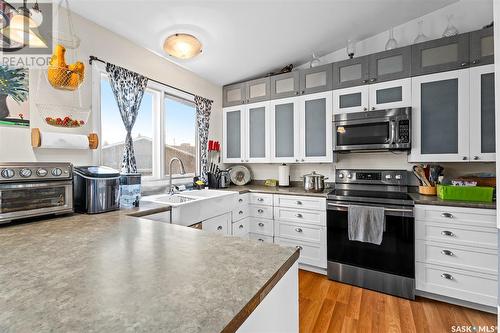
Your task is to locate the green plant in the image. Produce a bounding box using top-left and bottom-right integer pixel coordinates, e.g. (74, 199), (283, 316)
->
(0, 65), (28, 103)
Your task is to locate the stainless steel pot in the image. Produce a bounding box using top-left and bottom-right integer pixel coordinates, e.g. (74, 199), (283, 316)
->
(303, 171), (327, 193)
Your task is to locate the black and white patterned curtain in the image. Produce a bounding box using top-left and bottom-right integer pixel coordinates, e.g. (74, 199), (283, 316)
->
(194, 96), (213, 181)
(106, 63), (148, 174)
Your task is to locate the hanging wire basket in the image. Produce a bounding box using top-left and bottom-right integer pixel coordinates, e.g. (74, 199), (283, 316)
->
(54, 31), (81, 50)
(37, 104), (90, 128)
(46, 65), (84, 91)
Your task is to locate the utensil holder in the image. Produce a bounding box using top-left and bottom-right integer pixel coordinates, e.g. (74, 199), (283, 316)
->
(207, 172), (220, 189)
(419, 186), (437, 196)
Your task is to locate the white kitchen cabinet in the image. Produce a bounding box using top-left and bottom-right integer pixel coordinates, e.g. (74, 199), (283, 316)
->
(270, 97), (301, 163)
(409, 69), (470, 162)
(223, 102), (271, 163)
(232, 217), (250, 237)
(469, 64), (496, 162)
(332, 78), (410, 114)
(202, 212), (231, 235)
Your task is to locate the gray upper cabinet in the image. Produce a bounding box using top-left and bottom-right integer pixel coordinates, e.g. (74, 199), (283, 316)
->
(223, 77), (271, 107)
(270, 71), (300, 99)
(299, 64), (333, 95)
(246, 77), (271, 104)
(369, 46), (411, 83)
(332, 56), (369, 89)
(411, 34), (470, 76)
(470, 27), (494, 67)
(223, 83), (247, 107)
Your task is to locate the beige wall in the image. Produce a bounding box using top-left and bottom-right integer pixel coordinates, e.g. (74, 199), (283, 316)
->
(0, 8), (222, 165)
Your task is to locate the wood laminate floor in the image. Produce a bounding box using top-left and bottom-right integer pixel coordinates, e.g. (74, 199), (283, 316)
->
(299, 270), (497, 333)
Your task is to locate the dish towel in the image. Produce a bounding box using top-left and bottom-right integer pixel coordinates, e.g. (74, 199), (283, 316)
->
(348, 205), (385, 245)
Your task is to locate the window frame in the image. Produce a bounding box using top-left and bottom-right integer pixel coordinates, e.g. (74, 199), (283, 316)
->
(92, 62), (200, 183)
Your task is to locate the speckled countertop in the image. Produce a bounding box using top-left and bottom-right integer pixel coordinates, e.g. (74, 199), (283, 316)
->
(409, 193), (496, 210)
(0, 203), (298, 333)
(221, 184), (330, 197)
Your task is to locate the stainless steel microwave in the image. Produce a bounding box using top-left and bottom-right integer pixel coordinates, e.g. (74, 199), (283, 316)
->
(333, 108), (411, 152)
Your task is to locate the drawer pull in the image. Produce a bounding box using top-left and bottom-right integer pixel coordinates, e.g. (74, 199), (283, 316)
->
(258, 238), (264, 242)
(258, 222), (265, 227)
(441, 212), (454, 218)
(296, 200), (303, 205)
(217, 226), (223, 231)
(295, 227), (303, 233)
(239, 210), (244, 215)
(257, 209), (264, 213)
(296, 213), (303, 218)
(441, 249), (454, 256)
(238, 198), (243, 203)
(296, 245), (303, 251)
(257, 198), (264, 202)
(441, 273), (453, 280)
(239, 224), (244, 229)
(441, 230), (455, 237)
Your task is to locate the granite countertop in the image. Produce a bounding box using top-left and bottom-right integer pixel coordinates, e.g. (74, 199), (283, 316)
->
(0, 203), (298, 333)
(221, 184), (330, 197)
(409, 193), (496, 210)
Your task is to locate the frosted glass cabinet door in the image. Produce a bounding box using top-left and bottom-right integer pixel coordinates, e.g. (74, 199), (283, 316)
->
(246, 101), (270, 163)
(368, 46), (411, 83)
(470, 27), (494, 66)
(332, 56), (369, 89)
(271, 71), (300, 99)
(409, 69), (470, 162)
(469, 65), (495, 161)
(299, 64), (333, 95)
(223, 83), (246, 107)
(332, 85), (369, 114)
(246, 77), (271, 104)
(300, 92), (333, 163)
(270, 97), (300, 163)
(223, 107), (245, 163)
(369, 78), (411, 111)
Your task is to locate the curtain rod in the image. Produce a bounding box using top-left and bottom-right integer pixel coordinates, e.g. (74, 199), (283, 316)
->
(89, 55), (202, 100)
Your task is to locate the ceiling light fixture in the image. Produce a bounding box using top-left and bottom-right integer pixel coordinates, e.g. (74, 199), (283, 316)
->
(163, 33), (202, 60)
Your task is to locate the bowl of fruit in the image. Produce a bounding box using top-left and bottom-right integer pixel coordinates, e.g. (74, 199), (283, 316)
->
(37, 104), (90, 129)
(45, 116), (85, 128)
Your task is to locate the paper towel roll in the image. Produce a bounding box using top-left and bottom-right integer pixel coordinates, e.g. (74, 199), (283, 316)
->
(39, 131), (90, 149)
(278, 163), (290, 187)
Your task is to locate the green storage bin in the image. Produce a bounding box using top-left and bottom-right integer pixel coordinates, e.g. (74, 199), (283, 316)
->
(437, 185), (494, 202)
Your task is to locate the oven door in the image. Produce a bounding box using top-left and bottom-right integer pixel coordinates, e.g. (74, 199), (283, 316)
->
(0, 181), (73, 223)
(326, 201), (414, 278)
(334, 118), (395, 151)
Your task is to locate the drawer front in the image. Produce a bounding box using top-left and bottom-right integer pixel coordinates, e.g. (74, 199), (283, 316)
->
(232, 205), (249, 222)
(232, 218), (250, 237)
(249, 193), (273, 206)
(274, 207), (325, 226)
(275, 221), (324, 244)
(249, 217), (274, 236)
(416, 222), (497, 250)
(249, 205), (274, 219)
(275, 237), (326, 268)
(416, 241), (497, 276)
(236, 193), (250, 206)
(274, 194), (326, 210)
(202, 213), (230, 235)
(249, 233), (274, 244)
(415, 205), (496, 228)
(416, 262), (497, 307)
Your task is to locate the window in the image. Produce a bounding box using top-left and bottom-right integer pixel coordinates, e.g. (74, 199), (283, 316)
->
(95, 65), (199, 183)
(100, 76), (154, 176)
(164, 96), (197, 177)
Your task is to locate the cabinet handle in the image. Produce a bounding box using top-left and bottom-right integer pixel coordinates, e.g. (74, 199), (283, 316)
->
(238, 198), (243, 203)
(258, 209), (264, 213)
(301, 90), (305, 94)
(217, 226), (223, 231)
(258, 222), (265, 227)
(241, 159), (244, 162)
(258, 238), (264, 242)
(239, 210), (243, 215)
(369, 78), (377, 83)
(257, 198), (264, 202)
(441, 249), (454, 256)
(441, 230), (455, 237)
(296, 245), (303, 251)
(245, 160), (249, 162)
(473, 156), (479, 160)
(296, 201), (302, 205)
(239, 224), (244, 229)
(301, 159), (305, 162)
(363, 107), (368, 111)
(371, 107), (376, 111)
(295, 91), (300, 95)
(460, 62), (468, 67)
(441, 273), (453, 280)
(462, 156), (467, 160)
(296, 213), (303, 218)
(295, 227), (303, 233)
(472, 59), (479, 65)
(441, 212), (454, 219)
(362, 80), (368, 84)
(295, 159), (299, 162)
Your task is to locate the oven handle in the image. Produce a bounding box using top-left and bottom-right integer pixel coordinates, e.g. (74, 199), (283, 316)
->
(0, 180), (73, 190)
(327, 202), (414, 217)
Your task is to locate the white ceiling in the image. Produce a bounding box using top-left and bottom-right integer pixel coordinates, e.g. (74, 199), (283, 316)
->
(70, 0), (457, 86)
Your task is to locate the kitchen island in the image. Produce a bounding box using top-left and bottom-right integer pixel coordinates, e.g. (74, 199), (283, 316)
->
(0, 204), (299, 333)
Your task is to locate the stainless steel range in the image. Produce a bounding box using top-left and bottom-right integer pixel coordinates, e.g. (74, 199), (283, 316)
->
(327, 169), (415, 299)
(0, 163), (73, 224)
